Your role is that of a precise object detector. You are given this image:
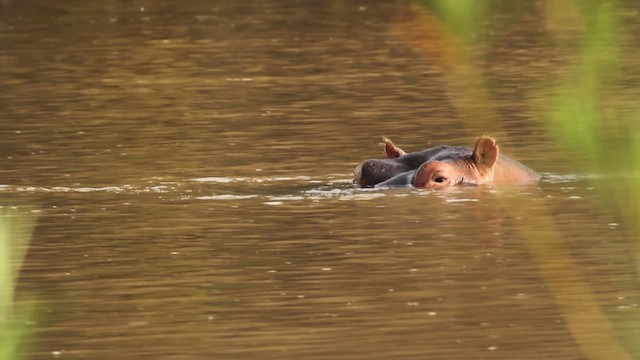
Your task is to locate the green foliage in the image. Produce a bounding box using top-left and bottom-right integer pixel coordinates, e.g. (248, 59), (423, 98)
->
(409, 0), (639, 357)
(547, 0), (640, 239)
(433, 0), (484, 41)
(0, 208), (38, 360)
(548, 0), (619, 166)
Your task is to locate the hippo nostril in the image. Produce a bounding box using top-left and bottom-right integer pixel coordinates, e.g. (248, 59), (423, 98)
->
(458, 177), (476, 186)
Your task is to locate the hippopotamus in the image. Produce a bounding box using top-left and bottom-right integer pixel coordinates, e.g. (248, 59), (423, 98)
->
(353, 136), (540, 188)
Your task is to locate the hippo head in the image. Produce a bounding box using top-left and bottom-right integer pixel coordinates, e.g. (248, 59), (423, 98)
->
(411, 136), (499, 188)
(353, 136), (502, 188)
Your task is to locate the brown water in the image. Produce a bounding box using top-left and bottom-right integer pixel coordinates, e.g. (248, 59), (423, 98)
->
(2, 1), (639, 359)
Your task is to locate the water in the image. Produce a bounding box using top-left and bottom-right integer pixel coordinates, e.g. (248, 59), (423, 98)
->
(1, 0), (639, 359)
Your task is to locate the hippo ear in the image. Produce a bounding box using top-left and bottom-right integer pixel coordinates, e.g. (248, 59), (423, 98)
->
(472, 136), (499, 175)
(382, 137), (407, 158)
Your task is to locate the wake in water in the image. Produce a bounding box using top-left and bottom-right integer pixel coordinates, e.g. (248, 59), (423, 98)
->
(0, 173), (596, 203)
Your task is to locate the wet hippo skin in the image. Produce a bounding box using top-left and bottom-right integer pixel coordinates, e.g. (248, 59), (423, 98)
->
(353, 136), (540, 189)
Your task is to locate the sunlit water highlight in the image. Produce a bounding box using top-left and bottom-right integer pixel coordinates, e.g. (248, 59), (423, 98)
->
(0, 174), (590, 201)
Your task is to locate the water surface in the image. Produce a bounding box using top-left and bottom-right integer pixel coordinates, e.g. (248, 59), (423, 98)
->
(1, 0), (639, 359)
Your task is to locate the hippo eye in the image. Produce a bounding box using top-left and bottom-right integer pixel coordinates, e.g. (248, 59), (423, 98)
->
(434, 176), (447, 183)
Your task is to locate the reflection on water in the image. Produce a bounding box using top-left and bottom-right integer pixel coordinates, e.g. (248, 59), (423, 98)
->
(10, 175), (639, 359)
(1, 0), (639, 359)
